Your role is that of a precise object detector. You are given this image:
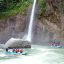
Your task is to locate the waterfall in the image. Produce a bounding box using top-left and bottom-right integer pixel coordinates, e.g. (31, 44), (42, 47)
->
(26, 0), (36, 42)
(4, 0), (36, 48)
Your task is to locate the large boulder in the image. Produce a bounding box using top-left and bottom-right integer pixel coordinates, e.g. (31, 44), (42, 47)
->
(4, 38), (31, 48)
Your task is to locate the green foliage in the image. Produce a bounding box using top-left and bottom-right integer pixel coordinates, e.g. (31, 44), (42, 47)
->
(0, 0), (20, 12)
(0, 0), (47, 19)
(0, 0), (31, 19)
(39, 0), (47, 17)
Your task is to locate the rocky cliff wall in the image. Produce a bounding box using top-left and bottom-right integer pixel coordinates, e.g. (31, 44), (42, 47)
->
(0, 15), (26, 44)
(39, 0), (64, 41)
(0, 0), (64, 45)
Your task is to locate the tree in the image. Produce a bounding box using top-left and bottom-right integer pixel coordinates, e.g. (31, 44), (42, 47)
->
(0, 0), (21, 12)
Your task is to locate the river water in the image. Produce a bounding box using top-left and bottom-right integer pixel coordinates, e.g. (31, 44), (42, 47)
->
(0, 45), (64, 64)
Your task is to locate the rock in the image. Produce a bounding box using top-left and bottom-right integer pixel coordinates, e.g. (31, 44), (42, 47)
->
(4, 38), (31, 48)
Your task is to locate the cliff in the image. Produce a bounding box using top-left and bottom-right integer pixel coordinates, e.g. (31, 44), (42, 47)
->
(0, 15), (26, 44)
(38, 0), (64, 41)
(0, 0), (64, 45)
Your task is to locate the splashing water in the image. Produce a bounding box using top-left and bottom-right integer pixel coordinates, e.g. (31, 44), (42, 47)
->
(26, 0), (36, 42)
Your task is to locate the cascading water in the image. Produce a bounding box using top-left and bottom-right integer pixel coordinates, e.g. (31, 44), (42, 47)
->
(4, 0), (36, 48)
(26, 0), (36, 42)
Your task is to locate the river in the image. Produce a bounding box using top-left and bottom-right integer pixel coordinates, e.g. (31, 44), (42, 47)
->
(0, 45), (64, 64)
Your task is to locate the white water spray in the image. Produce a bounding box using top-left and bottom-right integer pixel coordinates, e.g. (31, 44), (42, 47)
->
(26, 0), (36, 42)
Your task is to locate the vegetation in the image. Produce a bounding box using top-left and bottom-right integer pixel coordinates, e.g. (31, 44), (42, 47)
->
(0, 0), (64, 20)
(0, 0), (31, 19)
(0, 0), (48, 19)
(39, 0), (47, 18)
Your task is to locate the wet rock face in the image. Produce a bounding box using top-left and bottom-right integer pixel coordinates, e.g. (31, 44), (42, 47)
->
(15, 15), (26, 32)
(0, 20), (7, 31)
(39, 0), (64, 40)
(0, 15), (26, 44)
(0, 15), (26, 32)
(6, 15), (26, 32)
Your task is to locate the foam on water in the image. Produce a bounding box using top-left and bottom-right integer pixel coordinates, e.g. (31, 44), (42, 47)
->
(0, 45), (64, 64)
